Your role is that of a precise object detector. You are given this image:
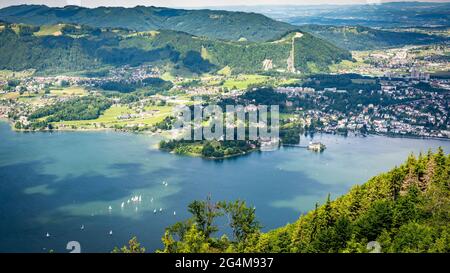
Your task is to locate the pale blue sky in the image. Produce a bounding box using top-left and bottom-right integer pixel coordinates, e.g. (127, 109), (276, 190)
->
(1, 0), (450, 8)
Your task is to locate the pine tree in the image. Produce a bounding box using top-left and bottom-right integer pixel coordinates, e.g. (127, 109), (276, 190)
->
(389, 166), (404, 201)
(323, 193), (334, 226)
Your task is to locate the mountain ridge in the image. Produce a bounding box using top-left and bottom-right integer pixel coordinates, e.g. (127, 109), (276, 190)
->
(299, 24), (449, 51)
(0, 4), (298, 42)
(0, 22), (351, 75)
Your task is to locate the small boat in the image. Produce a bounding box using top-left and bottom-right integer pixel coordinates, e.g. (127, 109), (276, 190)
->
(150, 197), (154, 203)
(121, 202), (125, 208)
(108, 206), (112, 211)
(127, 199), (130, 204)
(109, 230), (113, 236)
(81, 225), (84, 230)
(46, 232), (50, 238)
(153, 209), (157, 214)
(173, 211), (176, 216)
(138, 195), (142, 202)
(159, 208), (163, 212)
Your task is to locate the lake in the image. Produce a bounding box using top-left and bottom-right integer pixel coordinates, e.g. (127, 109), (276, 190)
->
(0, 121), (449, 253)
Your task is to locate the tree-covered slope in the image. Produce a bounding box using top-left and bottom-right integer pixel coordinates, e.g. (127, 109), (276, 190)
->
(156, 149), (450, 253)
(0, 23), (351, 75)
(299, 25), (449, 51)
(0, 5), (297, 42)
(120, 30), (351, 74)
(0, 26), (178, 74)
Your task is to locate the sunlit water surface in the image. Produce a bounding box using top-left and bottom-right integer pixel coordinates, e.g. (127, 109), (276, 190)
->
(0, 121), (449, 252)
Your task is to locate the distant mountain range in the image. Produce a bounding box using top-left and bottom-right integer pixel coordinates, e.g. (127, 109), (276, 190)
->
(0, 4), (447, 76)
(223, 2), (450, 28)
(0, 4), (447, 54)
(0, 4), (296, 42)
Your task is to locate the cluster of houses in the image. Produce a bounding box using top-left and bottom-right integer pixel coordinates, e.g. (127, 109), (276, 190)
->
(298, 105), (449, 139)
(184, 86), (221, 96)
(277, 74), (449, 139)
(337, 44), (449, 78)
(107, 64), (160, 82)
(0, 64), (163, 95)
(117, 109), (161, 120)
(384, 67), (431, 81)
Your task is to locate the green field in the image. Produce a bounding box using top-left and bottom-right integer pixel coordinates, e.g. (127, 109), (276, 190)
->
(53, 105), (173, 128)
(217, 66), (232, 76)
(50, 86), (88, 97)
(34, 24), (64, 36)
(329, 59), (363, 73)
(278, 78), (301, 86)
(0, 91), (41, 104)
(222, 74), (270, 90)
(0, 69), (35, 79)
(161, 72), (175, 81)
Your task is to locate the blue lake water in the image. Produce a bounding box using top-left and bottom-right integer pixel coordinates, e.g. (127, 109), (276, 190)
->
(0, 121), (449, 252)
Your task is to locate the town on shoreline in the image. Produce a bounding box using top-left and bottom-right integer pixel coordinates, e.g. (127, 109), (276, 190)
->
(1, 43), (449, 160)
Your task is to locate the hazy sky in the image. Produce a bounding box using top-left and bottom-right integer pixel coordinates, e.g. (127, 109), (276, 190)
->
(1, 0), (450, 8)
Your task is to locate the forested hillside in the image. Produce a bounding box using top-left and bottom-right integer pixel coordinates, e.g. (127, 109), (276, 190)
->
(153, 149), (450, 253)
(0, 23), (351, 75)
(0, 5), (296, 42)
(0, 25), (178, 73)
(299, 25), (449, 51)
(120, 30), (351, 74)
